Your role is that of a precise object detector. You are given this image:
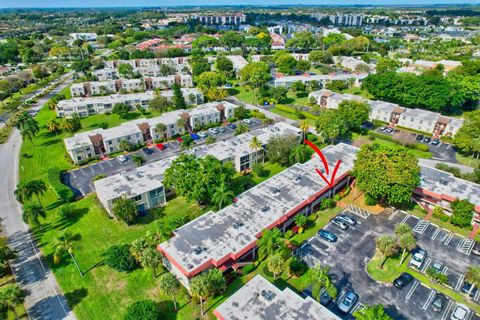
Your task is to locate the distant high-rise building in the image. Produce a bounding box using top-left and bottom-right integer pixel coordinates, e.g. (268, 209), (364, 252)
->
(190, 12), (246, 25)
(311, 13), (364, 26)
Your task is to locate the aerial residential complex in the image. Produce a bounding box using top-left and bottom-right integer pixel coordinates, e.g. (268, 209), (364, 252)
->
(274, 73), (367, 88)
(309, 89), (464, 137)
(56, 89), (203, 118)
(158, 143), (357, 288)
(190, 12), (246, 25)
(213, 274), (341, 320)
(64, 101), (237, 163)
(70, 75), (193, 97)
(93, 122), (301, 215)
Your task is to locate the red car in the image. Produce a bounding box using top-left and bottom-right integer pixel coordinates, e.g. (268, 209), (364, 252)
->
(156, 143), (166, 150)
(177, 137), (183, 143)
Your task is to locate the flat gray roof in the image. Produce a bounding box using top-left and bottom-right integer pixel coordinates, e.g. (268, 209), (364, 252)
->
(419, 166), (480, 207)
(401, 108), (440, 123)
(159, 143), (358, 273)
(214, 274), (340, 320)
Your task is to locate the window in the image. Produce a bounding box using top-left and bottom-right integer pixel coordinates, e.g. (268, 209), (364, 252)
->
(87, 153), (92, 157)
(132, 195), (142, 202)
(109, 147), (113, 152)
(77, 156), (82, 161)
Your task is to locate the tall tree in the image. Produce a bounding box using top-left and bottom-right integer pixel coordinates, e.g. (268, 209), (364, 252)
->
(14, 182), (33, 204)
(22, 204), (46, 227)
(395, 224), (416, 266)
(353, 304), (392, 320)
(172, 83), (186, 109)
(249, 136), (263, 165)
(309, 265), (337, 301)
(257, 228), (285, 260)
(52, 230), (83, 276)
(25, 180), (47, 206)
(158, 273), (180, 311)
(46, 119), (60, 134)
(266, 133), (299, 165)
(353, 143), (420, 206)
(0, 284), (24, 320)
(465, 265), (480, 295)
(212, 182), (235, 211)
(112, 195), (137, 225)
(268, 253), (284, 279)
(16, 112), (39, 145)
(376, 235), (398, 269)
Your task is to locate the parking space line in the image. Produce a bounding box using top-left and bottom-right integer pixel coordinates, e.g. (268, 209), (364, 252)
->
(457, 237), (466, 250)
(406, 280), (420, 300)
(413, 220), (429, 234)
(422, 289), (436, 310)
(388, 210), (399, 220)
(455, 274), (465, 291)
(400, 214), (410, 225)
(459, 238), (475, 255)
(441, 300), (454, 320)
(89, 166), (95, 173)
(474, 287), (480, 302)
(80, 170), (86, 176)
(422, 258), (432, 273)
(347, 302), (366, 319)
(431, 227), (440, 240)
(444, 232), (454, 245)
(106, 161), (113, 167)
(442, 266), (448, 275)
(98, 162), (104, 169)
(71, 171), (77, 178)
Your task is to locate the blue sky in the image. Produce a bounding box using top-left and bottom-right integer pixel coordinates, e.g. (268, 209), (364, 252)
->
(0, 0), (479, 8)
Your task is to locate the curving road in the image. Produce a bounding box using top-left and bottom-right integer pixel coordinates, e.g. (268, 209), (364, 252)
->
(0, 76), (76, 320)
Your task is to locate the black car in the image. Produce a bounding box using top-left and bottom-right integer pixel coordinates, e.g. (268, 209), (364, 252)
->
(472, 242), (480, 256)
(431, 138), (440, 145)
(416, 134), (424, 141)
(142, 147), (154, 155)
(393, 272), (414, 289)
(423, 137), (432, 143)
(431, 293), (447, 312)
(461, 281), (478, 297)
(227, 123), (237, 130)
(320, 291), (332, 306)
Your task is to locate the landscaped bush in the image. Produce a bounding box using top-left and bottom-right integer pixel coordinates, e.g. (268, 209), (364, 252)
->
(306, 133), (317, 142)
(333, 194), (342, 201)
(367, 131), (395, 142)
(289, 257), (307, 277)
(276, 104), (297, 114)
(364, 193), (376, 206)
(295, 110), (306, 119)
(343, 186), (351, 197)
(124, 300), (160, 320)
(47, 167), (74, 202)
(242, 264), (256, 275)
(308, 213), (317, 222)
(253, 163), (268, 177)
(432, 206), (449, 222)
(105, 244), (137, 272)
(320, 198), (336, 210)
(57, 204), (76, 219)
(285, 230), (294, 239)
(412, 143), (429, 152)
(93, 174), (107, 181)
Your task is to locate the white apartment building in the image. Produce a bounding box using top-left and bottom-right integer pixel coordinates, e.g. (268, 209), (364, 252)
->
(64, 101), (237, 164)
(93, 122), (301, 215)
(309, 89), (464, 137)
(274, 73), (367, 88)
(104, 57), (190, 72)
(311, 13), (364, 26)
(56, 89), (203, 118)
(190, 13), (246, 25)
(334, 56), (376, 73)
(70, 75), (193, 97)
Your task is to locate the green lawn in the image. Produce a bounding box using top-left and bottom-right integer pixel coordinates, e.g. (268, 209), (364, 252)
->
(352, 133), (433, 159)
(456, 153), (480, 169)
(269, 107), (316, 126)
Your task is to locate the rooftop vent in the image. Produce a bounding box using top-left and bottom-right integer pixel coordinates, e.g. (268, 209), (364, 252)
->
(261, 206), (270, 213)
(261, 290), (276, 301)
(439, 178), (448, 186)
(295, 176), (302, 183)
(194, 246), (207, 255)
(271, 187), (281, 195)
(233, 222), (244, 229)
(187, 263), (194, 269)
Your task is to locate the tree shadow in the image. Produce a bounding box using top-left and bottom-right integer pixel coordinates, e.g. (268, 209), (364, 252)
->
(121, 112), (141, 120)
(82, 259), (105, 275)
(227, 88), (240, 96)
(40, 138), (61, 146)
(296, 92), (308, 98)
(231, 174), (254, 195)
(158, 300), (177, 319)
(65, 288), (88, 308)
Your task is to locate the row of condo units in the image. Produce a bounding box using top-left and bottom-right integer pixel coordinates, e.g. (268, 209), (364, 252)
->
(398, 58), (461, 74)
(157, 142), (480, 289)
(190, 12), (246, 25)
(333, 56), (376, 73)
(213, 274), (341, 320)
(309, 89), (464, 137)
(56, 88), (204, 118)
(93, 122), (303, 215)
(64, 101), (238, 164)
(273, 73), (368, 89)
(70, 75), (193, 97)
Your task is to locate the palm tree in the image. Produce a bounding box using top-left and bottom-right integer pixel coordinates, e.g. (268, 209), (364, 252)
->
(394, 223), (412, 238)
(299, 120), (309, 142)
(397, 233), (416, 266)
(46, 119), (60, 134)
(190, 274), (209, 317)
(257, 228), (284, 260)
(26, 180), (47, 206)
(118, 139), (131, 152)
(353, 304), (392, 320)
(180, 135), (195, 151)
(132, 155), (145, 167)
(19, 119), (40, 145)
(235, 123), (250, 136)
(14, 182), (32, 204)
(61, 118), (75, 132)
(158, 273), (180, 311)
(465, 265), (480, 296)
(0, 284), (24, 320)
(155, 123), (167, 140)
(212, 183), (235, 210)
(376, 235), (398, 269)
(176, 118), (186, 132)
(249, 136), (262, 165)
(309, 265), (337, 301)
(52, 230), (83, 276)
(22, 204), (46, 227)
(267, 253), (283, 279)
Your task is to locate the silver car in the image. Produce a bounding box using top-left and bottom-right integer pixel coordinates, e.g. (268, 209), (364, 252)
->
(338, 291), (358, 313)
(331, 217), (349, 230)
(336, 214), (357, 226)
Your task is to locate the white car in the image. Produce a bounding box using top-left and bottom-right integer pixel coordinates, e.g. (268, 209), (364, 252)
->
(242, 118), (253, 124)
(450, 303), (470, 320)
(208, 128), (219, 134)
(116, 155), (128, 163)
(198, 132), (207, 138)
(409, 249), (426, 269)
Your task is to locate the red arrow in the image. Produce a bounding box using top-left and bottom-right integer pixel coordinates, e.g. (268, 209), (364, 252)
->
(304, 139), (342, 188)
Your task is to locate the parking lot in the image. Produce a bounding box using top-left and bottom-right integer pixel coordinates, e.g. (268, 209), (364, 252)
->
(63, 119), (264, 196)
(376, 127), (456, 162)
(295, 209), (480, 320)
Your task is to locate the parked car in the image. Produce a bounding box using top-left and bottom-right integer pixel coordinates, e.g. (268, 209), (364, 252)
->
(450, 303), (470, 320)
(472, 242), (480, 256)
(198, 132), (207, 138)
(217, 127), (226, 133)
(416, 134), (424, 141)
(320, 291), (332, 306)
(409, 249), (427, 269)
(431, 261), (443, 274)
(379, 126), (386, 131)
(227, 123), (237, 130)
(116, 155), (128, 163)
(177, 137), (183, 143)
(431, 293), (447, 312)
(384, 127), (394, 134)
(336, 213), (357, 226)
(142, 147), (154, 155)
(393, 272), (414, 289)
(156, 143), (166, 150)
(431, 138), (440, 145)
(317, 229), (337, 243)
(331, 217), (349, 230)
(423, 137), (432, 143)
(338, 291), (359, 313)
(360, 121), (374, 129)
(190, 133), (200, 140)
(243, 118), (253, 124)
(209, 128), (219, 134)
(461, 281), (478, 298)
